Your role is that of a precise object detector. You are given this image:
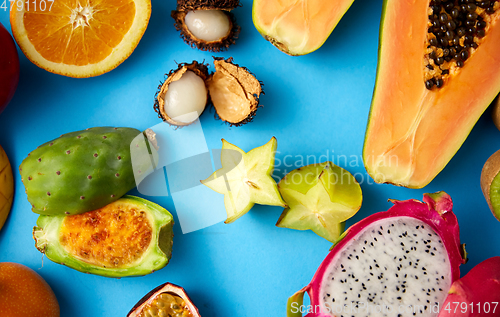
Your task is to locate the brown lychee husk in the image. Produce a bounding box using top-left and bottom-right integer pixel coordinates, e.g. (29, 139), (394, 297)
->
(492, 95), (500, 132)
(207, 57), (263, 126)
(176, 0), (240, 11)
(127, 283), (200, 317)
(154, 61), (210, 127)
(171, 9), (240, 52)
(480, 149), (500, 221)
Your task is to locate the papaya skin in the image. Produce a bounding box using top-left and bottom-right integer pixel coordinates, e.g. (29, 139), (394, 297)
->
(480, 150), (500, 221)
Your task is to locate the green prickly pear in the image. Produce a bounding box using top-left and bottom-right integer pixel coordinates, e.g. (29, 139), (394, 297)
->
(20, 127), (158, 216)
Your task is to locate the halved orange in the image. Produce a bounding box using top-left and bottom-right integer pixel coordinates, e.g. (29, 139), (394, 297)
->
(10, 0), (151, 77)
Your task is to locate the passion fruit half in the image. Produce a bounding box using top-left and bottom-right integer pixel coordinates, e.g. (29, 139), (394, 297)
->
(33, 196), (174, 277)
(154, 61), (210, 127)
(172, 0), (241, 52)
(208, 57), (263, 126)
(128, 283), (200, 317)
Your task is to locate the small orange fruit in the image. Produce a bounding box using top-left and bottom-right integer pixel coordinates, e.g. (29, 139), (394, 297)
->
(10, 0), (151, 78)
(0, 262), (60, 317)
(0, 144), (13, 231)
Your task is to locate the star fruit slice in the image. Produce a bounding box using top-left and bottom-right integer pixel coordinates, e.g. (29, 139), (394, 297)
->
(201, 137), (285, 223)
(277, 162), (362, 242)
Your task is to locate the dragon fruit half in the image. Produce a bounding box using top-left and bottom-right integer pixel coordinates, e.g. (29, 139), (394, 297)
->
(288, 192), (467, 317)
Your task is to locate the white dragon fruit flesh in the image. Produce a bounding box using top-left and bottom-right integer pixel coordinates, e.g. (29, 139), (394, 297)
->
(288, 192), (466, 317)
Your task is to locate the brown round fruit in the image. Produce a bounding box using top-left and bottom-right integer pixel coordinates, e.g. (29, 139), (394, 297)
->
(492, 95), (500, 131)
(0, 262), (60, 317)
(128, 283), (200, 317)
(172, 0), (241, 52)
(0, 144), (14, 231)
(480, 149), (500, 221)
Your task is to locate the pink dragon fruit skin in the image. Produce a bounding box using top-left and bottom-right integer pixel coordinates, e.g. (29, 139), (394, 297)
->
(288, 192), (466, 317)
(438, 256), (500, 317)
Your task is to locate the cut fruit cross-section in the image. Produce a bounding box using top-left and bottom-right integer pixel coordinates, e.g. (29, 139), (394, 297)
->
(10, 0), (151, 77)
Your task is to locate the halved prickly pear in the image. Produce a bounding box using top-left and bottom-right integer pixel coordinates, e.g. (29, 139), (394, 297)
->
(33, 196), (173, 277)
(287, 192), (466, 317)
(439, 256), (500, 317)
(128, 282), (200, 317)
(20, 127), (158, 216)
(201, 137), (285, 223)
(277, 162), (362, 242)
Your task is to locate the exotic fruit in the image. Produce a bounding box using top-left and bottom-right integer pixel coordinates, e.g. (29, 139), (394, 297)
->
(492, 96), (500, 131)
(277, 162), (362, 243)
(0, 262), (60, 317)
(172, 0), (241, 52)
(252, 0), (355, 55)
(10, 0), (151, 77)
(207, 57), (263, 126)
(287, 192), (466, 317)
(480, 149), (500, 221)
(363, 0), (500, 188)
(33, 196), (174, 277)
(0, 145), (14, 231)
(155, 58), (263, 127)
(20, 127), (158, 216)
(0, 22), (20, 114)
(128, 283), (200, 317)
(439, 256), (500, 317)
(154, 61), (210, 126)
(202, 137), (285, 223)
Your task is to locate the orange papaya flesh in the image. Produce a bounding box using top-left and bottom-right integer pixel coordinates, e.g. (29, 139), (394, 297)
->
(252, 0), (355, 56)
(363, 0), (500, 189)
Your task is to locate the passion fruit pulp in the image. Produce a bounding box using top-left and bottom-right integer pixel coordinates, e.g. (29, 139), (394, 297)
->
(33, 196), (174, 277)
(128, 283), (200, 317)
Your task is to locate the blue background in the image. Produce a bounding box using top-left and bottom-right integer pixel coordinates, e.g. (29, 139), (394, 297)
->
(1, 0), (500, 316)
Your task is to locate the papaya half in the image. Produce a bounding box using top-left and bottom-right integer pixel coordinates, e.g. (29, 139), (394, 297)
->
(252, 0), (355, 56)
(363, 0), (500, 188)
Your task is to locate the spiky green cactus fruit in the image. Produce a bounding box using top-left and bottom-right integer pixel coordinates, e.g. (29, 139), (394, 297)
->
(20, 127), (157, 216)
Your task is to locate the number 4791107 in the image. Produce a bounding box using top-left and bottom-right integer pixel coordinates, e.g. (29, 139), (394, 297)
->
(1, 0), (54, 12)
(443, 302), (498, 314)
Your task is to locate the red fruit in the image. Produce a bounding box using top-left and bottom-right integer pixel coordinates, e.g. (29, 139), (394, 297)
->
(0, 22), (20, 114)
(287, 192), (466, 317)
(438, 257), (500, 317)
